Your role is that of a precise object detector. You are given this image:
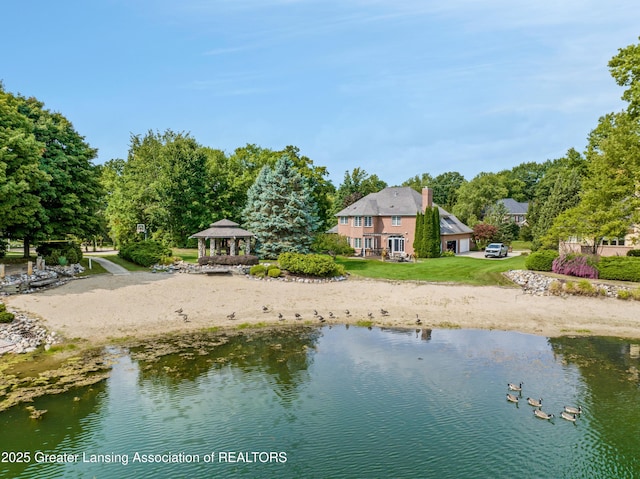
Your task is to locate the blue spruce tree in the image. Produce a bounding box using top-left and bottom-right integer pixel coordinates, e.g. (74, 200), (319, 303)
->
(242, 156), (320, 258)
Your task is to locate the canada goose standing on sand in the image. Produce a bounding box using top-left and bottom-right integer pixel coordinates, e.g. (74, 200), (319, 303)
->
(368, 312), (374, 319)
(564, 406), (582, 415)
(506, 393), (519, 403)
(175, 308), (183, 314)
(533, 409), (554, 420)
(278, 313), (284, 321)
(560, 411), (578, 422)
(328, 312), (335, 318)
(415, 314), (422, 325)
(380, 308), (389, 316)
(527, 398), (543, 407)
(226, 312), (236, 320)
(508, 382), (523, 392)
(345, 309), (351, 317)
(262, 306), (269, 313)
(295, 313), (302, 320)
(318, 315), (325, 323)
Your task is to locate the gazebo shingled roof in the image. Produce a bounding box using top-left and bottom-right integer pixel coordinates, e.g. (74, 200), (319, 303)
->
(190, 219), (254, 239)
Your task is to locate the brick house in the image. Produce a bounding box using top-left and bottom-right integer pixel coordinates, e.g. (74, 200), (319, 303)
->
(334, 187), (473, 257)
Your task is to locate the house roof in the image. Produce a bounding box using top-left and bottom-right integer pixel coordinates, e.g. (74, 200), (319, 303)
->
(499, 198), (529, 215)
(335, 187), (473, 235)
(335, 187), (423, 217)
(189, 219), (255, 239)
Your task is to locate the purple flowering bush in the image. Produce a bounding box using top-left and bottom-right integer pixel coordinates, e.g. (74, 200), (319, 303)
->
(552, 254), (599, 279)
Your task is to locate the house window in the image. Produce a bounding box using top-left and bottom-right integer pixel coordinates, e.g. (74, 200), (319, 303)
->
(391, 216), (401, 226)
(340, 216), (348, 225)
(354, 217), (362, 227)
(353, 238), (362, 248)
(364, 237), (373, 249)
(364, 216), (373, 227)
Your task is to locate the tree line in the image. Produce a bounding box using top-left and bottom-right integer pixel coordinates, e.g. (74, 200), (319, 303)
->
(2, 37), (639, 258)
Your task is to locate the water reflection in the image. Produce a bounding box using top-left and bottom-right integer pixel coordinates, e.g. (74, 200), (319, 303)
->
(0, 327), (638, 478)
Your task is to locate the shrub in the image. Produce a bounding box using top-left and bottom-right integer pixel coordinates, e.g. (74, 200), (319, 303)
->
(552, 254), (599, 279)
(525, 250), (559, 272)
(0, 303), (14, 323)
(576, 279), (596, 295)
(311, 234), (355, 258)
(198, 255), (259, 266)
(617, 290), (631, 300)
(119, 241), (172, 267)
(278, 252), (345, 277)
(598, 257), (640, 282)
(36, 242), (83, 265)
(627, 249), (640, 257)
(267, 267), (281, 278)
(548, 280), (563, 295)
(249, 264), (266, 277)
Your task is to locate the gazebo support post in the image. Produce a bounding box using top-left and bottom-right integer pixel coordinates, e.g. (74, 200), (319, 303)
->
(198, 238), (206, 259)
(230, 238), (236, 256)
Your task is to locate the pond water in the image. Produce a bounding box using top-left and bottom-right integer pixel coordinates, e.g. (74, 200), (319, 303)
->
(1, 326), (639, 479)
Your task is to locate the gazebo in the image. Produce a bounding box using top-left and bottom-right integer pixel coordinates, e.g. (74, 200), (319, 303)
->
(190, 219), (255, 259)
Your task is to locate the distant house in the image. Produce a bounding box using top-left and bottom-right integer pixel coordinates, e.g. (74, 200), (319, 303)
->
(335, 187), (473, 257)
(560, 224), (639, 257)
(498, 198), (529, 226)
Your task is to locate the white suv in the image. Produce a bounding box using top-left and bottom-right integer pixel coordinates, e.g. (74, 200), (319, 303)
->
(484, 243), (509, 258)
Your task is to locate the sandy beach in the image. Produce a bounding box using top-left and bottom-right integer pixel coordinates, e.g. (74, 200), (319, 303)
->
(5, 271), (640, 342)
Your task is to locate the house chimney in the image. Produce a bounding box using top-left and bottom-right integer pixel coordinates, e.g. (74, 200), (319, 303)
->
(421, 187), (433, 211)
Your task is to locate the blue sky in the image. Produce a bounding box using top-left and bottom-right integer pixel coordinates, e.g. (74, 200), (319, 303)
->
(2, 1), (639, 186)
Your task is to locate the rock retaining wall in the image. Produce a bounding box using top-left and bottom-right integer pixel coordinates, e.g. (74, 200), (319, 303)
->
(505, 269), (635, 297)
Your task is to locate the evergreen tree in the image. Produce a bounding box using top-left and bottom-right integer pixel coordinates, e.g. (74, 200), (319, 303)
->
(422, 207), (434, 257)
(531, 169), (582, 250)
(413, 212), (424, 257)
(431, 206), (441, 257)
(242, 156), (320, 258)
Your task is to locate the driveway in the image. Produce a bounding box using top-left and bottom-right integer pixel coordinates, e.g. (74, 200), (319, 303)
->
(459, 250), (525, 260)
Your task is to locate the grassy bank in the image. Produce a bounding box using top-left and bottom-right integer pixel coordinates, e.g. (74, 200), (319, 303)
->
(335, 255), (527, 286)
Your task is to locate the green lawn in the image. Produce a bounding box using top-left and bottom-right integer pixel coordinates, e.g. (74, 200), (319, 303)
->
(335, 255), (527, 286)
(172, 248), (199, 263)
(97, 254), (149, 272)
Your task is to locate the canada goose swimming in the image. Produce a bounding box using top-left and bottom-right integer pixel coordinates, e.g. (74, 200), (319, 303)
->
(506, 393), (519, 403)
(533, 409), (554, 420)
(226, 312), (236, 320)
(560, 411), (577, 422)
(563, 406), (582, 415)
(508, 382), (523, 392)
(527, 397), (542, 407)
